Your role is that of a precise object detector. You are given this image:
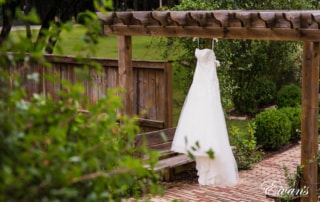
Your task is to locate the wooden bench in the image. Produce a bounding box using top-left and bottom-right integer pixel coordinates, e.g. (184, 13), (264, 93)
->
(134, 127), (195, 181)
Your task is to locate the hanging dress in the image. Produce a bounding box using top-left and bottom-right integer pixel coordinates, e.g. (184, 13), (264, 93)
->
(171, 48), (238, 186)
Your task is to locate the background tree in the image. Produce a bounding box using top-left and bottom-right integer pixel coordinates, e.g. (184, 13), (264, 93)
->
(0, 0), (20, 45)
(220, 0), (316, 114)
(164, 0), (317, 114)
(0, 0), (101, 53)
(112, 0), (179, 11)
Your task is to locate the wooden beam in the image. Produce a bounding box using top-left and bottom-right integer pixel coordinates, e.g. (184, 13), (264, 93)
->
(118, 36), (134, 116)
(137, 118), (165, 129)
(100, 11), (320, 41)
(301, 41), (319, 202)
(104, 26), (320, 42)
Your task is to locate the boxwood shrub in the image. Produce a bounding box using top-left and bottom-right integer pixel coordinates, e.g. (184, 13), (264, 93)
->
(256, 79), (277, 107)
(278, 107), (301, 142)
(276, 84), (301, 108)
(254, 109), (292, 150)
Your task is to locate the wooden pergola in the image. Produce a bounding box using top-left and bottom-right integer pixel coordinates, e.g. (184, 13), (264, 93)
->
(98, 10), (320, 201)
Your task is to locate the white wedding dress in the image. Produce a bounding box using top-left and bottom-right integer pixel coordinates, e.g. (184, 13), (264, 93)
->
(171, 48), (238, 186)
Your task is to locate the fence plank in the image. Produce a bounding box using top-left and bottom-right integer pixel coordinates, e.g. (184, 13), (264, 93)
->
(165, 62), (173, 128)
(8, 55), (172, 132)
(156, 67), (164, 122)
(44, 63), (61, 101)
(148, 69), (157, 120)
(137, 68), (147, 117)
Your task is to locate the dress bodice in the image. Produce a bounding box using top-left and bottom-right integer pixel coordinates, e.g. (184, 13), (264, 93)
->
(193, 48), (219, 84)
(195, 48), (216, 64)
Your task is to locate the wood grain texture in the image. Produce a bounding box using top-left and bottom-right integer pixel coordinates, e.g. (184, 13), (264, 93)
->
(8, 55), (172, 133)
(301, 42), (319, 202)
(100, 11), (320, 41)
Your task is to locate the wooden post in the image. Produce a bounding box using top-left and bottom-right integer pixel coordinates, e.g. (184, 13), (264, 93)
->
(301, 41), (319, 202)
(118, 36), (134, 116)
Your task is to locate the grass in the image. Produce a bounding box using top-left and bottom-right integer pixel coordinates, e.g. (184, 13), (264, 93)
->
(226, 119), (251, 132)
(55, 26), (181, 60)
(10, 26), (177, 60)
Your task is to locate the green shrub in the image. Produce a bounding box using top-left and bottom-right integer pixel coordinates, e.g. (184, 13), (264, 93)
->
(0, 1), (164, 200)
(279, 107), (301, 142)
(232, 87), (259, 114)
(229, 122), (263, 169)
(256, 79), (276, 107)
(254, 109), (292, 150)
(232, 79), (277, 114)
(0, 76), (163, 201)
(276, 84), (301, 108)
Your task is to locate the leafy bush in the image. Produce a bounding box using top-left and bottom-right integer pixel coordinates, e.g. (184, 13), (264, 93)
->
(254, 109), (292, 150)
(229, 122), (263, 169)
(0, 68), (163, 199)
(0, 74), (162, 201)
(0, 1), (163, 200)
(229, 40), (301, 115)
(232, 86), (259, 114)
(276, 84), (301, 108)
(279, 107), (301, 142)
(256, 79), (277, 107)
(232, 79), (277, 114)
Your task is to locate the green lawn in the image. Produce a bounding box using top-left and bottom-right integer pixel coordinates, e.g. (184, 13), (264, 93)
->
(55, 26), (181, 60)
(226, 119), (251, 133)
(10, 26), (178, 60)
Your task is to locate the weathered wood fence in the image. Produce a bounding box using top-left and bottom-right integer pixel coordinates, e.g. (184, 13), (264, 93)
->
(9, 55), (173, 132)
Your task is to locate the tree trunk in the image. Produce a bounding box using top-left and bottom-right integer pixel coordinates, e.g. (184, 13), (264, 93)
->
(35, 3), (57, 50)
(143, 0), (147, 10)
(23, 0), (32, 40)
(0, 0), (19, 46)
(133, 0), (138, 10)
(43, 0), (81, 54)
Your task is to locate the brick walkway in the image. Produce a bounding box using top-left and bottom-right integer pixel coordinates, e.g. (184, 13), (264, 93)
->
(150, 144), (301, 202)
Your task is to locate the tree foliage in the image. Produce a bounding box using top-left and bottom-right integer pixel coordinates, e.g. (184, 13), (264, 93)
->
(164, 0), (316, 114)
(226, 40), (301, 114)
(0, 87), (161, 201)
(0, 0), (111, 53)
(0, 0), (163, 201)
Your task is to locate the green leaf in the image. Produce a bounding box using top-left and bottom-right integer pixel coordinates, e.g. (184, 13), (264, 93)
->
(206, 149), (215, 159)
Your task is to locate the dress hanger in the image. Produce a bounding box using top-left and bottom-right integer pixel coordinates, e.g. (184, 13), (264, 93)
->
(212, 38), (218, 50)
(193, 37), (200, 48)
(193, 38), (218, 50)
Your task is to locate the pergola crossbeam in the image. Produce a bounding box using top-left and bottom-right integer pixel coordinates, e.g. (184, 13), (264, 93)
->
(99, 10), (320, 41)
